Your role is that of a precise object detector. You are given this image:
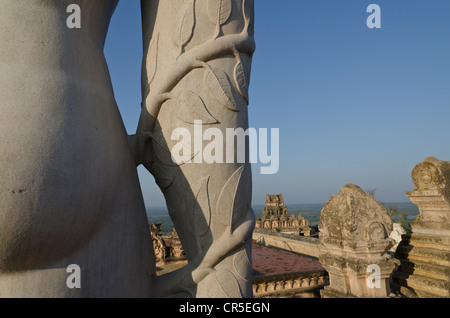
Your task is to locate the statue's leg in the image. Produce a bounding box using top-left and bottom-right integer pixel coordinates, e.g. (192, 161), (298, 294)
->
(0, 0), (153, 297)
(136, 0), (255, 297)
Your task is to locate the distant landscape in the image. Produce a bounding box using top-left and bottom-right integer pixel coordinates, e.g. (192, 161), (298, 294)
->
(146, 202), (420, 233)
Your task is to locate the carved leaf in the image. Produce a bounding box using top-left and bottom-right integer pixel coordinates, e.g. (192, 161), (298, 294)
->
(246, 57), (252, 87)
(204, 67), (238, 112)
(216, 165), (249, 230)
(174, 90), (218, 124)
(192, 176), (211, 238)
(152, 129), (191, 167)
(215, 270), (243, 298)
(208, 0), (232, 26)
(146, 33), (159, 85)
(179, 0), (196, 48)
(234, 61), (249, 104)
(231, 165), (251, 230)
(197, 269), (242, 298)
(233, 248), (252, 282)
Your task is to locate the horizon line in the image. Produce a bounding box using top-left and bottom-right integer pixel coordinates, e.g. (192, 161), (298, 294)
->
(146, 201), (415, 210)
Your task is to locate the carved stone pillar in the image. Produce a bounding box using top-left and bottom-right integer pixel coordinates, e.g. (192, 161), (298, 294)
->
(393, 157), (450, 298)
(319, 184), (398, 298)
(134, 0), (256, 297)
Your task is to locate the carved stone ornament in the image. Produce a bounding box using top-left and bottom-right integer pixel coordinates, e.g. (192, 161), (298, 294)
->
(393, 157), (450, 298)
(319, 184), (398, 298)
(408, 157), (450, 226)
(319, 184), (394, 256)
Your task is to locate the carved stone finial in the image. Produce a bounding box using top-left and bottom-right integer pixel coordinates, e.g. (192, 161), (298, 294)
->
(319, 184), (398, 298)
(408, 157), (450, 226)
(319, 184), (393, 255)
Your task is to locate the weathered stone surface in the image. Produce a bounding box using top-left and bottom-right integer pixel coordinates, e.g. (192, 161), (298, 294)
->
(318, 184), (398, 298)
(319, 185), (394, 256)
(393, 157), (450, 298)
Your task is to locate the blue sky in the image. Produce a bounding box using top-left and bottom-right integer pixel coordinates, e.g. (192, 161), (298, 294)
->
(105, 0), (450, 207)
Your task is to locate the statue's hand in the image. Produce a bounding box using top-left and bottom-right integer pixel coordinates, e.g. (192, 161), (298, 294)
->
(127, 131), (154, 167)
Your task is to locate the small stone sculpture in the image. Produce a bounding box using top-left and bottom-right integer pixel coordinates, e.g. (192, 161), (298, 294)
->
(319, 184), (398, 298)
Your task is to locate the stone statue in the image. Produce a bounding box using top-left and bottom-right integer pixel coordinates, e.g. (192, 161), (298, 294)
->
(0, 0), (255, 298)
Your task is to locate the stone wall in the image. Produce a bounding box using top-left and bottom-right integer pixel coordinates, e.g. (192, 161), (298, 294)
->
(253, 270), (329, 298)
(252, 229), (326, 258)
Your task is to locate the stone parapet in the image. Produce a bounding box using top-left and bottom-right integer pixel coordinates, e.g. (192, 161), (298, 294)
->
(253, 270), (329, 298)
(252, 229), (325, 258)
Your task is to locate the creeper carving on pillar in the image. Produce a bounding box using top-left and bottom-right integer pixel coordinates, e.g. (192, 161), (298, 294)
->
(130, 0), (256, 298)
